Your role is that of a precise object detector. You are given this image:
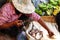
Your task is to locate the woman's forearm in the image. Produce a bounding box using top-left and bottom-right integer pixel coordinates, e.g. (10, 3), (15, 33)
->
(0, 20), (17, 29)
(0, 20), (23, 29)
(38, 18), (51, 32)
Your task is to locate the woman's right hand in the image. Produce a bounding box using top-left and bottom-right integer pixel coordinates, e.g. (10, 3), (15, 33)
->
(48, 30), (54, 38)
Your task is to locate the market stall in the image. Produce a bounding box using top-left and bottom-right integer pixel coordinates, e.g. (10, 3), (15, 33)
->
(0, 0), (60, 40)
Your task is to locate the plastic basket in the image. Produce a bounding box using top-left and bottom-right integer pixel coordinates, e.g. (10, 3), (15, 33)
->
(41, 16), (56, 23)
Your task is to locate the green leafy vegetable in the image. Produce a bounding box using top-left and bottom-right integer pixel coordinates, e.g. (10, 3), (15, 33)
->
(35, 0), (59, 16)
(35, 9), (42, 16)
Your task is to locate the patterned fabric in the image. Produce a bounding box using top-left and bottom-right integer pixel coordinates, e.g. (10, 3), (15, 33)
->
(0, 3), (18, 25)
(26, 12), (40, 21)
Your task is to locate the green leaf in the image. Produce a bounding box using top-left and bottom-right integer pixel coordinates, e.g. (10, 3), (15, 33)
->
(39, 3), (47, 11)
(46, 9), (53, 16)
(35, 9), (43, 16)
(47, 4), (53, 9)
(58, 0), (60, 5)
(50, 0), (54, 3)
(38, 10), (43, 16)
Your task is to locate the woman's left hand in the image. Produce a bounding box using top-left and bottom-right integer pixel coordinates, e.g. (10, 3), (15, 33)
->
(15, 20), (23, 27)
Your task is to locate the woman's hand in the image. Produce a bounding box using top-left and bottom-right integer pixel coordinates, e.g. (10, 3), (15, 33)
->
(48, 31), (54, 38)
(15, 20), (23, 27)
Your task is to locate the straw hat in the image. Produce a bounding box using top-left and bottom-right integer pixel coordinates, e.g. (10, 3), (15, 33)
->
(12, 0), (35, 14)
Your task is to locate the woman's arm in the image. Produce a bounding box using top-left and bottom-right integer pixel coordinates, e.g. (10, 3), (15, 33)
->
(38, 18), (54, 37)
(26, 12), (54, 37)
(0, 20), (23, 29)
(0, 3), (23, 29)
(38, 18), (51, 32)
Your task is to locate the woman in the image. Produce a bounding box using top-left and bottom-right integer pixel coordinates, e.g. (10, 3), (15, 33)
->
(0, 0), (24, 37)
(0, 0), (54, 38)
(12, 0), (54, 37)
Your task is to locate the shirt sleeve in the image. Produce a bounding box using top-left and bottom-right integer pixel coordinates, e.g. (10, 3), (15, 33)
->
(26, 12), (41, 21)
